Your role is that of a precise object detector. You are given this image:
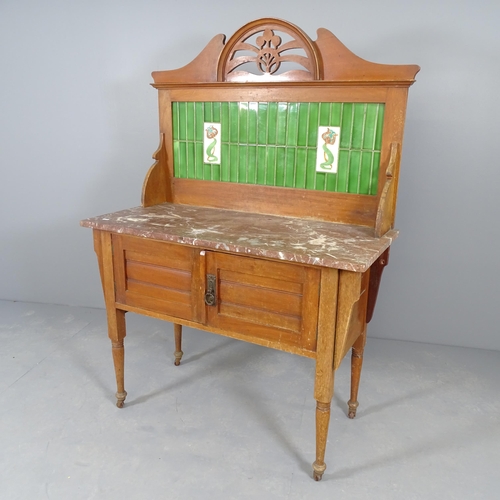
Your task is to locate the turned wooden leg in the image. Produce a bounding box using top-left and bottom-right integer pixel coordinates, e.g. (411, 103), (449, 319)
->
(312, 267), (339, 481)
(112, 339), (127, 408)
(348, 330), (366, 419)
(173, 323), (183, 366)
(108, 308), (127, 408)
(313, 401), (331, 481)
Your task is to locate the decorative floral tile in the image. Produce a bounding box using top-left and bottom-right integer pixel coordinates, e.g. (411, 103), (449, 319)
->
(316, 126), (340, 174)
(204, 123), (221, 165)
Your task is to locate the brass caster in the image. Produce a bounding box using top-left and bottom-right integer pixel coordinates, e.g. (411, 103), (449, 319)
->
(174, 350), (183, 366)
(347, 400), (359, 419)
(312, 461), (326, 481)
(115, 391), (127, 408)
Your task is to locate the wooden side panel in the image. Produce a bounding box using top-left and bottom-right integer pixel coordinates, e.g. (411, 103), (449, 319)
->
(333, 269), (370, 369)
(112, 234), (203, 323)
(206, 253), (320, 352)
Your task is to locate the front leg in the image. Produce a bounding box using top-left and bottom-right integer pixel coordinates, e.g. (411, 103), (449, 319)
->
(109, 309), (127, 408)
(95, 229), (127, 408)
(312, 268), (339, 481)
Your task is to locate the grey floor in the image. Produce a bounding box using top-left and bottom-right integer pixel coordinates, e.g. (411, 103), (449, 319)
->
(0, 300), (499, 500)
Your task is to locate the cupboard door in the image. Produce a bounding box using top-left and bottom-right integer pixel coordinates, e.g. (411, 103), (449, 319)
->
(112, 234), (204, 322)
(205, 252), (320, 351)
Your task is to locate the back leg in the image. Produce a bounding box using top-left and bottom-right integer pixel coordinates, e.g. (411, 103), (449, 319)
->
(348, 329), (366, 418)
(174, 323), (183, 366)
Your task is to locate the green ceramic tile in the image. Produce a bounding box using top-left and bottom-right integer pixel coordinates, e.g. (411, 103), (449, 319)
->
(172, 103), (179, 140)
(172, 100), (384, 196)
(325, 169), (338, 192)
(247, 145), (257, 183)
(295, 148), (307, 188)
(229, 144), (239, 182)
(370, 152), (381, 195)
(256, 146), (267, 184)
(348, 150), (362, 193)
(351, 104), (366, 150)
(239, 102), (248, 144)
(286, 102), (299, 146)
(173, 141), (181, 177)
(307, 103), (319, 146)
(284, 148), (295, 188)
(337, 152), (349, 193)
(297, 103), (309, 147)
(248, 102), (258, 144)
(257, 102), (268, 144)
(277, 102), (288, 146)
(267, 102), (278, 145)
(177, 102), (187, 141)
(212, 102), (221, 123)
(203, 163), (212, 180)
(330, 102), (342, 127)
(315, 172), (326, 191)
(375, 105), (385, 150)
(319, 102), (330, 127)
(362, 104), (378, 150)
(238, 145), (247, 183)
(265, 147), (276, 185)
(221, 102), (230, 142)
(340, 103), (353, 149)
(358, 151), (372, 194)
(195, 142), (203, 178)
(177, 142), (189, 178)
(186, 102), (195, 141)
(203, 102), (212, 122)
(220, 143), (230, 181)
(229, 102), (239, 143)
(304, 148), (316, 190)
(275, 147), (286, 186)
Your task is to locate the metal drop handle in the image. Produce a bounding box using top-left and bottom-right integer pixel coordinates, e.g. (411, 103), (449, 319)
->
(204, 274), (216, 306)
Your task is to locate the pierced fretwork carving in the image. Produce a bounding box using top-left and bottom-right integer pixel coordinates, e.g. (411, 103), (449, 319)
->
(218, 18), (322, 82)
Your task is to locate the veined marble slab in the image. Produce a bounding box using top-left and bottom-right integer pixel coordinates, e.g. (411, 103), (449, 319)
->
(81, 203), (397, 272)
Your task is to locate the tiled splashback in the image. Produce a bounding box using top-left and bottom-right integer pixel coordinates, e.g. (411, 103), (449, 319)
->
(172, 102), (384, 195)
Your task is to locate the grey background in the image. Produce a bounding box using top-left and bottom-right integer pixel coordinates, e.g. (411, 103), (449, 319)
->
(1, 0), (499, 350)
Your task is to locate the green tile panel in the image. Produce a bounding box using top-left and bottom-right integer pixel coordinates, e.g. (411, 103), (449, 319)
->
(172, 102), (385, 195)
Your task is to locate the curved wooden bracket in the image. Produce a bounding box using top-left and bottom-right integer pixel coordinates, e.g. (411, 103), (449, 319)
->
(141, 133), (171, 207)
(366, 247), (390, 323)
(375, 142), (400, 237)
(333, 270), (369, 370)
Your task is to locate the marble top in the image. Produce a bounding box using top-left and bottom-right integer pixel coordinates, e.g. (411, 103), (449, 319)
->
(80, 203), (397, 272)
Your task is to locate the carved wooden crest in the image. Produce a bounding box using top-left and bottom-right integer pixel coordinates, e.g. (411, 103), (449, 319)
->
(217, 18), (322, 82)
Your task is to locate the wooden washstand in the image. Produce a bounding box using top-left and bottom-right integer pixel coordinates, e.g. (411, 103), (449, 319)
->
(81, 18), (419, 481)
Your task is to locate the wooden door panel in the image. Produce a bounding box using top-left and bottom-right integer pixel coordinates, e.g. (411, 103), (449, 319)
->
(112, 234), (202, 322)
(206, 253), (320, 351)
